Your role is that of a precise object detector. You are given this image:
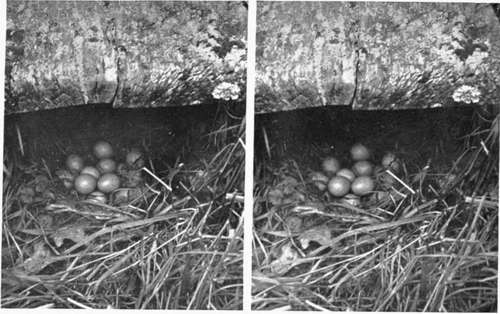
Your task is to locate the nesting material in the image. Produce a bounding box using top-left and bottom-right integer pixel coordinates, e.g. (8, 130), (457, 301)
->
(253, 110), (498, 311)
(2, 106), (245, 309)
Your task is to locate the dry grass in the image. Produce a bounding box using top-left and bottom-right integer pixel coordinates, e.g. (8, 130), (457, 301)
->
(1, 104), (245, 309)
(252, 108), (498, 311)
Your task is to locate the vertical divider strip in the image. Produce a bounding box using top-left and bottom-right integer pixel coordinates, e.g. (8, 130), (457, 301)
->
(243, 0), (257, 311)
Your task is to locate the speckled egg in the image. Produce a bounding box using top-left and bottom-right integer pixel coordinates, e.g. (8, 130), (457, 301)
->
(80, 166), (100, 179)
(327, 176), (351, 197)
(341, 194), (361, 207)
(336, 168), (356, 182)
(93, 141), (114, 159)
(97, 158), (117, 174)
(382, 152), (401, 173)
(311, 171), (329, 191)
(351, 176), (375, 196)
(66, 154), (84, 173)
(322, 157), (341, 176)
(126, 148), (145, 168)
(87, 191), (107, 204)
(74, 174), (97, 194)
(97, 173), (121, 193)
(353, 160), (374, 177)
(350, 143), (370, 161)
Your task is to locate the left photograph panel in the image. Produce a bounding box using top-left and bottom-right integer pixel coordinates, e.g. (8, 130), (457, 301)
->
(3, 1), (246, 309)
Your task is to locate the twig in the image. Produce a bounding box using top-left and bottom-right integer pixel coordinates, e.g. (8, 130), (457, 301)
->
(141, 167), (172, 192)
(386, 169), (416, 194)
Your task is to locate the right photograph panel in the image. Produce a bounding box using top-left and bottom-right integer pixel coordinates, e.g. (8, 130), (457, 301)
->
(252, 2), (499, 311)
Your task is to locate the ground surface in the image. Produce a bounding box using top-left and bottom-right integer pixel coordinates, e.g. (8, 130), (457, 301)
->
(253, 106), (498, 311)
(2, 102), (245, 309)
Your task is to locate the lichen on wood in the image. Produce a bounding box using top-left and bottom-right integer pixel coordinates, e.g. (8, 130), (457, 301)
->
(256, 2), (358, 113)
(6, 1), (247, 114)
(356, 2), (500, 110)
(256, 2), (500, 113)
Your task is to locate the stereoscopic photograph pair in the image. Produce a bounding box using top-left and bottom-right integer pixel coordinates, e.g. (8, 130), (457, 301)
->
(2, 1), (499, 311)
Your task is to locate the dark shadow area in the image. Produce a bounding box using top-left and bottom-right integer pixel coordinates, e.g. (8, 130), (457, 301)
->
(255, 106), (476, 173)
(4, 102), (245, 171)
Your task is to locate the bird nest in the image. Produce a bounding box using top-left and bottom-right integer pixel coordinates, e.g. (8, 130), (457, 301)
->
(2, 103), (245, 309)
(253, 106), (498, 311)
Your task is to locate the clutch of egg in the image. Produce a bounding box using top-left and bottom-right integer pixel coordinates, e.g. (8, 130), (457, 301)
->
(57, 141), (144, 205)
(314, 143), (400, 200)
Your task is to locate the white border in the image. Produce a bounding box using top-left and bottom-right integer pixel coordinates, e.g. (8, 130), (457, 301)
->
(1, 0), (500, 313)
(244, 0), (256, 311)
(0, 1), (6, 312)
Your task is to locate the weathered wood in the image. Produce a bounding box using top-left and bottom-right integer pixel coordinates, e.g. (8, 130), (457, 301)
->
(356, 2), (500, 110)
(6, 1), (247, 114)
(256, 2), (500, 113)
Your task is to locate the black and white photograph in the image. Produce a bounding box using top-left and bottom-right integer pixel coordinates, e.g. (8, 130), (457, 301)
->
(252, 2), (499, 311)
(1, 0), (500, 312)
(2, 1), (246, 309)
